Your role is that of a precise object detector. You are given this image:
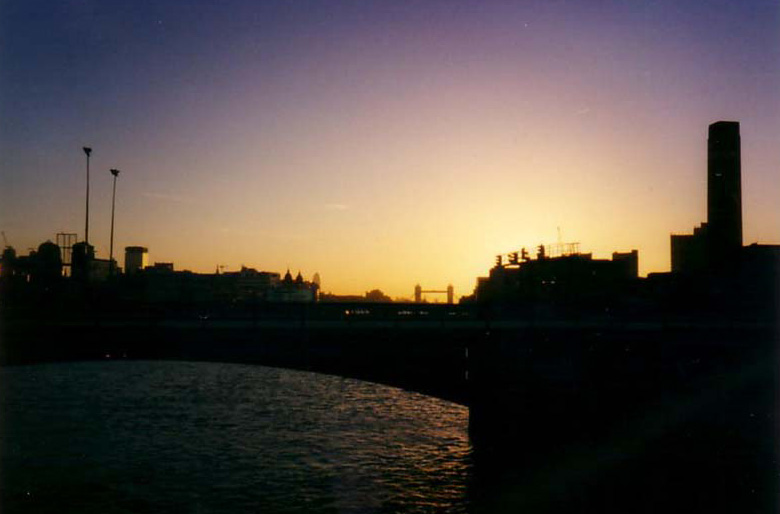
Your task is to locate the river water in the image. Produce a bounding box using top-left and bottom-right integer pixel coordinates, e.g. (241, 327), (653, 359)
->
(0, 361), (472, 513)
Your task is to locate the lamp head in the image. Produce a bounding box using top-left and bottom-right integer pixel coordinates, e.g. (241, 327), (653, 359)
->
(110, 168), (120, 177)
(83, 147), (92, 156)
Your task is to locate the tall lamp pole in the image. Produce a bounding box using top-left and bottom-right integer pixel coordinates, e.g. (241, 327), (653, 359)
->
(83, 147), (92, 244)
(109, 168), (120, 276)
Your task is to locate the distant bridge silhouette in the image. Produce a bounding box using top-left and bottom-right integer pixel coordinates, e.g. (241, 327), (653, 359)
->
(414, 284), (454, 304)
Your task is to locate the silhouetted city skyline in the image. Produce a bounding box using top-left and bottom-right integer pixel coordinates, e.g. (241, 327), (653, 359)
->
(3, 0), (779, 299)
(3, 121), (776, 311)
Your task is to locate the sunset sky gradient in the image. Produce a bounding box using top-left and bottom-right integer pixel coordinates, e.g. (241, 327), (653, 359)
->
(2, 0), (779, 299)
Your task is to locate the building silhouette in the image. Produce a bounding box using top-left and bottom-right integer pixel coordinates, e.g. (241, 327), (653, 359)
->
(125, 246), (149, 274)
(0, 241), (63, 285)
(473, 244), (639, 308)
(661, 121), (779, 316)
(125, 265), (318, 306)
(708, 121), (742, 255)
(672, 121), (743, 273)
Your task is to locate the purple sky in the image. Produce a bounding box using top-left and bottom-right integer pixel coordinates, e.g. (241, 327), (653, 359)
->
(2, 0), (779, 298)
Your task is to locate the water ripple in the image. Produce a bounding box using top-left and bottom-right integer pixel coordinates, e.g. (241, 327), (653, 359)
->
(1, 361), (471, 513)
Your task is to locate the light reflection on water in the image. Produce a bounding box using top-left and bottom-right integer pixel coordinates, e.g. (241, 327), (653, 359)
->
(0, 361), (471, 513)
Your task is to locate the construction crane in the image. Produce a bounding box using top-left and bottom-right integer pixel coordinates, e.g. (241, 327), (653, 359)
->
(1, 231), (9, 249)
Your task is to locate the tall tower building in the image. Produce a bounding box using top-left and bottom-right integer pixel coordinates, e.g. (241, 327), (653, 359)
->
(707, 121), (742, 255)
(125, 246), (148, 274)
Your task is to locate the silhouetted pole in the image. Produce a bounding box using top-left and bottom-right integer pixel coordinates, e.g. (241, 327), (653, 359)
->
(83, 147), (92, 244)
(109, 168), (120, 276)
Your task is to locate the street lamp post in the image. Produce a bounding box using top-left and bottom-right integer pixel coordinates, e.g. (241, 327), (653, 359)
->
(83, 147), (92, 244)
(109, 168), (120, 276)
